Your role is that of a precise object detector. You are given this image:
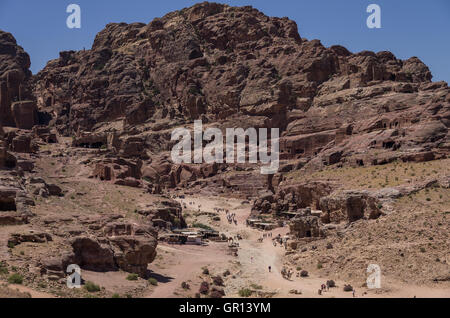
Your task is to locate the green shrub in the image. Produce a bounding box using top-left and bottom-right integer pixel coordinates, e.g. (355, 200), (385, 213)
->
(38, 282), (47, 288)
(238, 288), (252, 297)
(143, 176), (152, 183)
(173, 217), (181, 228)
(126, 274), (139, 281)
(0, 263), (8, 275)
(111, 293), (121, 298)
(148, 278), (158, 286)
(250, 283), (263, 290)
(192, 223), (213, 231)
(8, 273), (23, 284)
(84, 281), (101, 292)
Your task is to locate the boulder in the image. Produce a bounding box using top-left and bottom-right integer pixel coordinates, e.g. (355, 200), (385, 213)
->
(69, 221), (158, 276)
(108, 235), (157, 276)
(70, 236), (116, 271)
(136, 198), (186, 229)
(11, 101), (37, 129)
(290, 215), (323, 238)
(319, 191), (382, 223)
(8, 231), (52, 247)
(10, 134), (34, 153)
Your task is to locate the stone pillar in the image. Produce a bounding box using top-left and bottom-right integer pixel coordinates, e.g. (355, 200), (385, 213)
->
(0, 81), (14, 126)
(11, 101), (38, 130)
(0, 146), (6, 168)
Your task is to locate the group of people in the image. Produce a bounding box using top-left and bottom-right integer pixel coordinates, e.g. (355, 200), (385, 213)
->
(225, 211), (238, 225)
(256, 233), (288, 250)
(317, 282), (354, 297)
(212, 207), (237, 225)
(272, 234), (288, 249)
(257, 232), (273, 243)
(213, 207), (229, 214)
(318, 283), (330, 295)
(186, 201), (203, 212)
(281, 267), (293, 280)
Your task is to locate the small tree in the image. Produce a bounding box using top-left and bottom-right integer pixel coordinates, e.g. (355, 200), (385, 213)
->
(8, 273), (23, 284)
(126, 273), (139, 281)
(148, 278), (158, 286)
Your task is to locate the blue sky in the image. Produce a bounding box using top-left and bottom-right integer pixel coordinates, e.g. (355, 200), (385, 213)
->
(0, 0), (449, 82)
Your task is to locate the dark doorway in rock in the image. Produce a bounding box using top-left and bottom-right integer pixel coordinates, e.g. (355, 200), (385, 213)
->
(5, 158), (16, 168)
(37, 111), (52, 126)
(306, 230), (312, 237)
(91, 142), (105, 149)
(80, 142), (105, 149)
(0, 198), (16, 211)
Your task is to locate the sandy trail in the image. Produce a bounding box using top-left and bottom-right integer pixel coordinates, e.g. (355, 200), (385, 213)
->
(7, 285), (55, 298)
(157, 194), (450, 298)
(145, 242), (232, 298)
(172, 195), (343, 297)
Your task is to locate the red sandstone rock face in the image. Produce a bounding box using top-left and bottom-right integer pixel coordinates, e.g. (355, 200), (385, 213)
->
(68, 221), (158, 276)
(136, 197), (186, 229)
(31, 3), (448, 181)
(3, 3), (450, 200)
(0, 183), (35, 226)
(0, 31), (36, 129)
(34, 2), (439, 137)
(318, 190), (382, 223)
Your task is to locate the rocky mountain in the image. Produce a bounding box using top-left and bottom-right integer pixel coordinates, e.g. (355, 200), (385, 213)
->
(31, 2), (449, 193)
(0, 2), (449, 297)
(0, 31), (37, 130)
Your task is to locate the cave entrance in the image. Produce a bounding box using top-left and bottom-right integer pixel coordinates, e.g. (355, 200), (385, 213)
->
(0, 198), (17, 211)
(79, 142), (105, 149)
(5, 158), (16, 168)
(305, 230), (312, 237)
(91, 142), (105, 149)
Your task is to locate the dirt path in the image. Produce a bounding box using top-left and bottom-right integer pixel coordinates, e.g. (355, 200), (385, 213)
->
(159, 194), (450, 298)
(144, 243), (232, 298)
(170, 195), (343, 297)
(7, 285), (55, 298)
